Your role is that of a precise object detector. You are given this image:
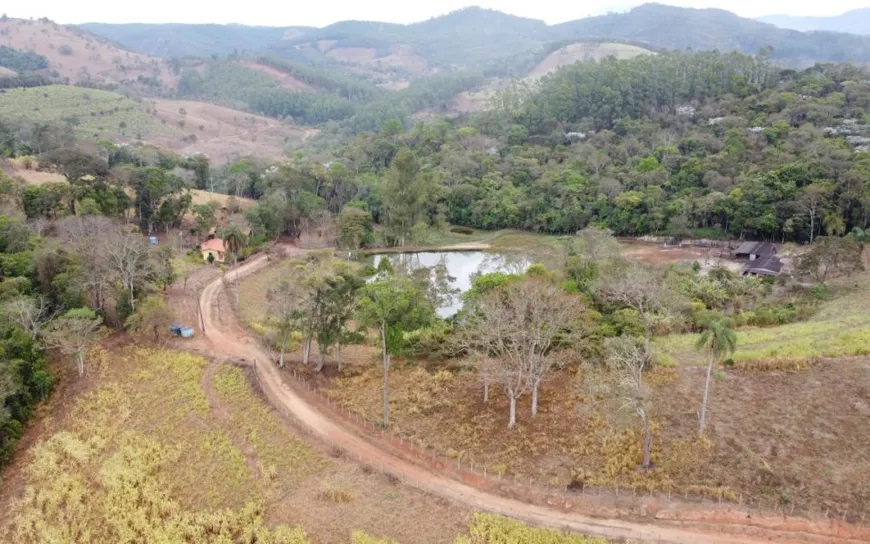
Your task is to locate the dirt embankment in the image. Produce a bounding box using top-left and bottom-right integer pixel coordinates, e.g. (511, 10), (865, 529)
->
(191, 248), (870, 544)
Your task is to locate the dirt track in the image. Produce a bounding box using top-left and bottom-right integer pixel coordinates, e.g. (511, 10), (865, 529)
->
(197, 253), (868, 544)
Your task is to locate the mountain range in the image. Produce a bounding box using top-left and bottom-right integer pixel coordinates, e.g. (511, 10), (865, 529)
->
(80, 4), (870, 69)
(758, 8), (870, 35)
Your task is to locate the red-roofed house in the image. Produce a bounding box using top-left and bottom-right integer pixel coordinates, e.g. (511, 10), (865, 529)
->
(200, 238), (227, 263)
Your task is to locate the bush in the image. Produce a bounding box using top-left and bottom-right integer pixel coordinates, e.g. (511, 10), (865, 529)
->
(449, 226), (474, 235)
(58, 45), (73, 56)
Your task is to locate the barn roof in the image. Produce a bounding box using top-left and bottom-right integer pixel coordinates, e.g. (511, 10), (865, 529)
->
(742, 255), (783, 276)
(735, 241), (777, 256)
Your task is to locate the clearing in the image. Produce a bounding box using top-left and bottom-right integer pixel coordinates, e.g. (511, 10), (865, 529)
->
(240, 61), (315, 91)
(0, 85), (175, 141)
(529, 43), (652, 79)
(145, 98), (310, 161)
(655, 272), (870, 366)
(0, 86), (309, 161)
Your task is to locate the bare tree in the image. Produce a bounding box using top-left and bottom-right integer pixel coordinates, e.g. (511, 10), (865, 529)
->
(462, 277), (584, 426)
(101, 225), (153, 312)
(597, 261), (680, 357)
(44, 308), (104, 377)
(604, 337), (653, 468)
(58, 216), (115, 311)
(2, 295), (55, 340)
(800, 183), (833, 243)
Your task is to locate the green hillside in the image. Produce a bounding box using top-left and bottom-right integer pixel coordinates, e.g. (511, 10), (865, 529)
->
(0, 85), (175, 140)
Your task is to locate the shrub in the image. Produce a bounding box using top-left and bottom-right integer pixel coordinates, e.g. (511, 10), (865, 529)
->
(449, 226), (474, 235)
(58, 45), (73, 56)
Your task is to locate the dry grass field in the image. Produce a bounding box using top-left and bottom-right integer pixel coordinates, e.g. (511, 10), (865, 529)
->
(0, 17), (175, 86)
(0, 347), (472, 543)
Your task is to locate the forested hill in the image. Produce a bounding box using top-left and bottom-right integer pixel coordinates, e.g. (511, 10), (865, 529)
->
(758, 8), (870, 35)
(78, 23), (301, 58)
(80, 4), (870, 69)
(552, 4), (870, 66)
(313, 52), (870, 245)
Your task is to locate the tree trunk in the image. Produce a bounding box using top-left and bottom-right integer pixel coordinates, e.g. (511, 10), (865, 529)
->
(810, 211), (815, 243)
(337, 341), (342, 373)
(153, 325), (159, 343)
(700, 356), (715, 433)
(278, 335), (287, 368)
(76, 351), (85, 377)
(483, 375), (489, 403)
(303, 334), (312, 365)
(531, 380), (539, 417)
(641, 410), (652, 468)
(316, 345), (326, 372)
(381, 326), (390, 427)
(508, 393), (517, 428)
(129, 283), (136, 312)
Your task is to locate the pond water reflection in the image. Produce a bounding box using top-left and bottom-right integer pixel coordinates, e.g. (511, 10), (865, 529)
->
(372, 251), (530, 317)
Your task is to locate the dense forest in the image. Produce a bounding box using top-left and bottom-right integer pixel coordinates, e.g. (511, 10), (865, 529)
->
(201, 51), (868, 244)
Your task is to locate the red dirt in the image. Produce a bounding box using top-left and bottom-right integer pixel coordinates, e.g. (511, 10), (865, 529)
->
(193, 248), (869, 544)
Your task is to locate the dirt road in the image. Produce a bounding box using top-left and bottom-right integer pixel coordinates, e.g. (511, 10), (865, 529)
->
(198, 254), (867, 544)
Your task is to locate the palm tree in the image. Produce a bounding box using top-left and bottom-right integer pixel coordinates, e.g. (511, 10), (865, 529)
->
(695, 319), (737, 434)
(220, 226), (247, 304)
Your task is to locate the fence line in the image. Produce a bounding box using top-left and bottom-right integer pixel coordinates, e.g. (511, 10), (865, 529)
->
(243, 355), (866, 531)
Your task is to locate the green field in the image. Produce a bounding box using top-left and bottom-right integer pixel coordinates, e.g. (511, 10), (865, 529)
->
(655, 275), (870, 366)
(0, 85), (177, 140)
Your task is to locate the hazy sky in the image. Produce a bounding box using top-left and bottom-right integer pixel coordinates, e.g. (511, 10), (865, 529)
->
(3, 1), (869, 27)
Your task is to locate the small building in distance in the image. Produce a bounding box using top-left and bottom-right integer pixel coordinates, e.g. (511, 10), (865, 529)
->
(200, 238), (227, 263)
(742, 254), (784, 277)
(734, 241), (777, 261)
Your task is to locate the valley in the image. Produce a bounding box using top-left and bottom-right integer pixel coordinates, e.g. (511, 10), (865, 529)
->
(2, 3), (870, 543)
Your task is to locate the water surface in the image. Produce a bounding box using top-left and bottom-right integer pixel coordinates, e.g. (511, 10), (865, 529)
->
(373, 251), (530, 317)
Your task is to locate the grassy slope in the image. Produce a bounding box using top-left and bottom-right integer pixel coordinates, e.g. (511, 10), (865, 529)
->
(0, 85), (175, 140)
(655, 273), (870, 366)
(528, 43), (652, 78)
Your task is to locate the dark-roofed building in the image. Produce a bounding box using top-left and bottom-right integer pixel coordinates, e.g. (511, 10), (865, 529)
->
(734, 241), (777, 260)
(742, 255), (784, 277)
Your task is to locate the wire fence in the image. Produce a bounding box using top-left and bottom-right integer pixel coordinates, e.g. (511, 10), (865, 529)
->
(236, 354), (869, 535)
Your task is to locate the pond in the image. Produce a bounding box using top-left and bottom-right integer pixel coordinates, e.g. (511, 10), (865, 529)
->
(372, 251), (531, 317)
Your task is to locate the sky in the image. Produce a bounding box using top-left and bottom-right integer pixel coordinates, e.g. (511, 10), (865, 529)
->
(3, 0), (870, 27)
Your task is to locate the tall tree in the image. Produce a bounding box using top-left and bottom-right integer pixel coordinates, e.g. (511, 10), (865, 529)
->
(695, 319), (737, 433)
(357, 275), (434, 426)
(800, 183), (833, 243)
(383, 150), (438, 246)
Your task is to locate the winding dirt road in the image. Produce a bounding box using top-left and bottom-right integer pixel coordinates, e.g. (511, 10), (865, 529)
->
(197, 254), (867, 544)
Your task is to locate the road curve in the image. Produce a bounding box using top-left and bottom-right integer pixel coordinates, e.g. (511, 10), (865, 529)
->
(198, 254), (863, 544)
